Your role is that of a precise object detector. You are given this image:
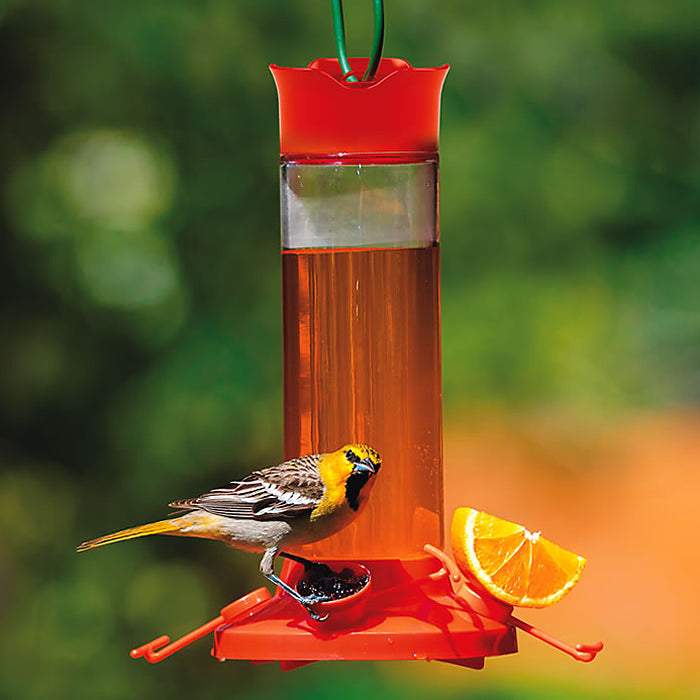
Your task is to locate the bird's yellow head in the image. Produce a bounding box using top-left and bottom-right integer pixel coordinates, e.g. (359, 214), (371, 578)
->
(317, 443), (382, 514)
(339, 443), (381, 512)
(341, 444), (381, 472)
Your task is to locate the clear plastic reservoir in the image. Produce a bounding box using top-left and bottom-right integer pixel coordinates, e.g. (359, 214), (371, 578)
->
(281, 156), (444, 559)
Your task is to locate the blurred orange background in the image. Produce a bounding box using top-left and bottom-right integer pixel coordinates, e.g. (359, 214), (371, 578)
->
(413, 409), (700, 698)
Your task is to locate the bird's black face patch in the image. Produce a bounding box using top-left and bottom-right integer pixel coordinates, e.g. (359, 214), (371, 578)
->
(345, 469), (371, 511)
(345, 449), (360, 464)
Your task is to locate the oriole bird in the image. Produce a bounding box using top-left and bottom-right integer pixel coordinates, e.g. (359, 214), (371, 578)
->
(77, 444), (381, 620)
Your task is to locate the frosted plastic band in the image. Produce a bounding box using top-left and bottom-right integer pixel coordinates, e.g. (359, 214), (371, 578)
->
(281, 161), (438, 250)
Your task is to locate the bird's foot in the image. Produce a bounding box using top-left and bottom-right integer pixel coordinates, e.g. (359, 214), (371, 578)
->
(264, 570), (330, 622)
(299, 599), (329, 622)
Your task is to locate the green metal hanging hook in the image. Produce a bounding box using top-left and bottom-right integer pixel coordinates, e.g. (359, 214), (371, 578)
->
(331, 0), (385, 82)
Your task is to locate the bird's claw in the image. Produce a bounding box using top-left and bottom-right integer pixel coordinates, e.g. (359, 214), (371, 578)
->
(298, 593), (331, 621)
(298, 592), (332, 605)
(304, 605), (329, 622)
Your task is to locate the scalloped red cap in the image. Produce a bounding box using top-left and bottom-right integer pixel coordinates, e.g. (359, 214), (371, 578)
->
(270, 58), (449, 156)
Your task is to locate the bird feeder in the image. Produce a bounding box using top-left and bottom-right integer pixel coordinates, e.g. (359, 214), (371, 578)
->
(129, 34), (602, 671)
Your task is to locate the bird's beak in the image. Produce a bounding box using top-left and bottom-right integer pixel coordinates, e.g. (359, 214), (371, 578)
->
(354, 457), (377, 474)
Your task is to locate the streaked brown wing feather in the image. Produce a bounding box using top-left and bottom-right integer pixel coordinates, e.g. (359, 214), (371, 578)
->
(168, 454), (325, 521)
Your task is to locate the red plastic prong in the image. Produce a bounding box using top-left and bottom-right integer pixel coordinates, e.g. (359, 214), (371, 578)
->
(423, 544), (512, 622)
(130, 635), (173, 661)
(130, 588), (273, 663)
(509, 616), (603, 662)
(573, 641), (605, 663)
(423, 544), (461, 586)
(130, 617), (224, 663)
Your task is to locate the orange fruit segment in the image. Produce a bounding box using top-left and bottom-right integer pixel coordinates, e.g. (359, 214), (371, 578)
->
(450, 507), (586, 608)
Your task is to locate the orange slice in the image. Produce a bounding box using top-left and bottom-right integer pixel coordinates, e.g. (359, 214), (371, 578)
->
(451, 507), (586, 608)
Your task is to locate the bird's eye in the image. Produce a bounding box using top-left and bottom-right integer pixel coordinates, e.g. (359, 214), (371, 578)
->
(345, 449), (360, 464)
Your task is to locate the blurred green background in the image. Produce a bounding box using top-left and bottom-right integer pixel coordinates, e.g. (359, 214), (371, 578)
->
(1, 1), (699, 699)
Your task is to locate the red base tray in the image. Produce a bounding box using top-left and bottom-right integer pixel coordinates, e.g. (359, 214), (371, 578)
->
(213, 556), (517, 669)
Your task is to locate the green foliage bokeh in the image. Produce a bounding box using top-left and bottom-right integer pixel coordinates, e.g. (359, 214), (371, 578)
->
(1, 1), (698, 698)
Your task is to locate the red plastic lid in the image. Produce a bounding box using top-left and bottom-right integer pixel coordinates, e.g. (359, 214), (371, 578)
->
(270, 58), (449, 156)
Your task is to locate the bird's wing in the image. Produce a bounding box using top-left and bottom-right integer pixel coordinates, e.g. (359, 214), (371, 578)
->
(168, 454), (325, 521)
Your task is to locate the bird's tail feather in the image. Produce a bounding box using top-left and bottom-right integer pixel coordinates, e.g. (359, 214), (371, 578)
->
(76, 519), (179, 552)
